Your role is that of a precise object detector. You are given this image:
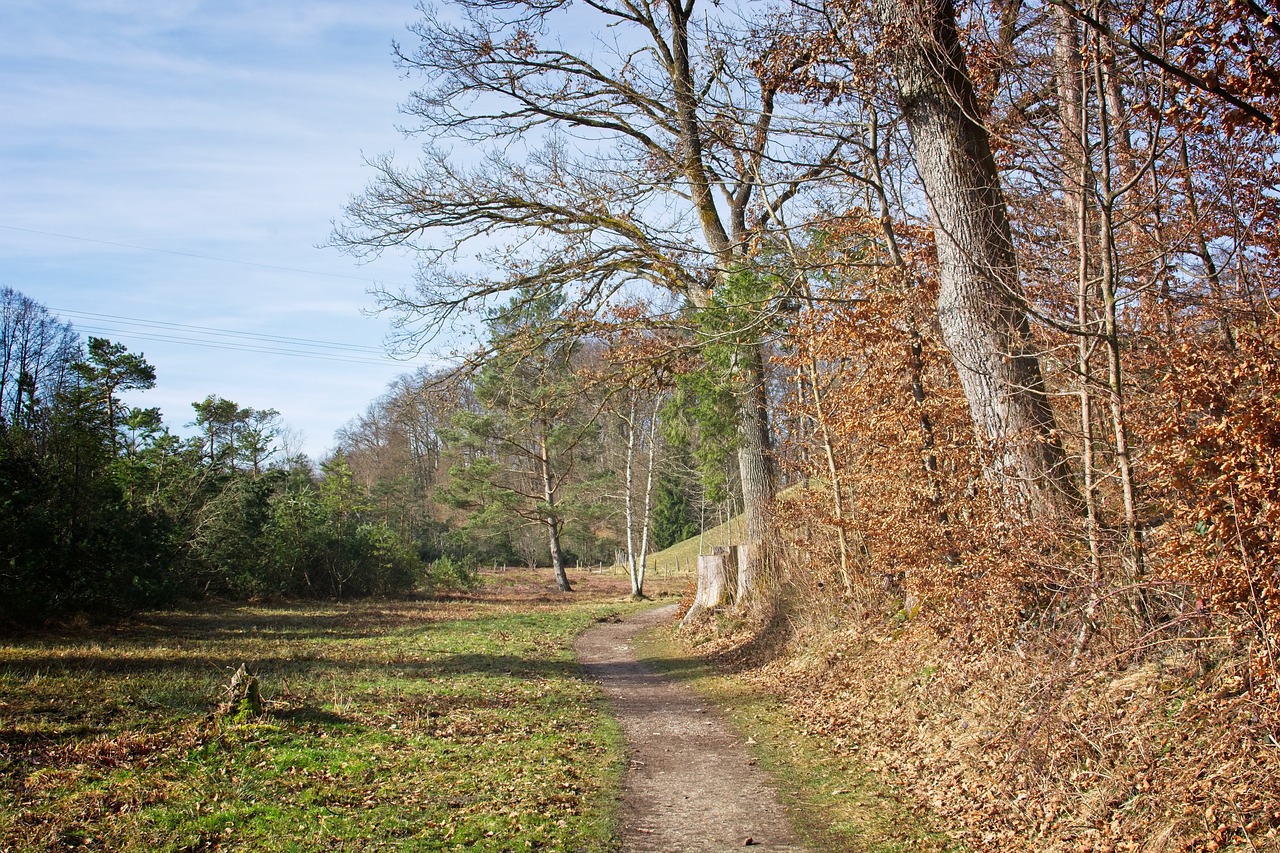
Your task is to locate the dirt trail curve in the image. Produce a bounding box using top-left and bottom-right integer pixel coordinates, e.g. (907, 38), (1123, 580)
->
(575, 604), (809, 853)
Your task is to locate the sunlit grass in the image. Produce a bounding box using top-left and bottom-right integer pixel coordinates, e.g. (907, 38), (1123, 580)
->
(642, 515), (746, 578)
(0, 573), (650, 852)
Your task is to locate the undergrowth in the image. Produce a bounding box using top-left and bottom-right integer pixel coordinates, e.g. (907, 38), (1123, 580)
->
(674, 591), (1280, 852)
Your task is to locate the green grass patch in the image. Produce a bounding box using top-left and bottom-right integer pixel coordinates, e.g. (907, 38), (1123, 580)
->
(633, 626), (963, 853)
(0, 581), (644, 852)
(642, 515), (745, 578)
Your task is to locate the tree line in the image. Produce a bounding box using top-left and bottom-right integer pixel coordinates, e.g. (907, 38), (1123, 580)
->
(0, 285), (713, 624)
(0, 288), (436, 625)
(331, 289), (717, 597)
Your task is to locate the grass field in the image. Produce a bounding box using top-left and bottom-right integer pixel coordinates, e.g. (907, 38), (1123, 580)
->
(0, 570), (679, 852)
(640, 515), (746, 578)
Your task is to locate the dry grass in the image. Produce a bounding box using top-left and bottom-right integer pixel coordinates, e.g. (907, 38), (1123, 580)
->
(672, 598), (1280, 852)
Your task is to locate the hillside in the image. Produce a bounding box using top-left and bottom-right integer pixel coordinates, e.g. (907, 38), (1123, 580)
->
(641, 515), (746, 577)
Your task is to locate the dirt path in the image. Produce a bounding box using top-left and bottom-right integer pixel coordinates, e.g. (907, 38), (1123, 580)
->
(575, 604), (809, 853)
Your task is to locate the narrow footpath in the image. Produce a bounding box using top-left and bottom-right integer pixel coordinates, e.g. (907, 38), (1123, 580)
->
(575, 604), (809, 853)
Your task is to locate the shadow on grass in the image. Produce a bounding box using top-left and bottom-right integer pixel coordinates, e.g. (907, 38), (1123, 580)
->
(0, 601), (595, 679)
(0, 602), (609, 750)
(0, 649), (587, 686)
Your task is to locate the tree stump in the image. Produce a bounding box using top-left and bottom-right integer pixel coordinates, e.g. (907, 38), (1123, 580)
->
(681, 547), (738, 627)
(219, 664), (264, 721)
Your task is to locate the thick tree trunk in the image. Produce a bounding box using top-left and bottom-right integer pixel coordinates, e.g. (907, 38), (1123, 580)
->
(668, 0), (776, 606)
(734, 342), (776, 603)
(682, 547), (739, 626)
(877, 0), (1077, 519)
(546, 515), (570, 592)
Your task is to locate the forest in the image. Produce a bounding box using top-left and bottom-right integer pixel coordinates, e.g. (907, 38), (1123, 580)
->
(0, 284), (707, 619)
(324, 0), (1280, 697)
(4, 0), (1279, 847)
(0, 286), (447, 618)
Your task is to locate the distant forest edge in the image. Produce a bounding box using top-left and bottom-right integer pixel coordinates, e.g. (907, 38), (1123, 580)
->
(0, 287), (712, 624)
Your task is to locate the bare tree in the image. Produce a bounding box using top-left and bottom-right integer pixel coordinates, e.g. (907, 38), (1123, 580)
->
(0, 288), (80, 432)
(333, 0), (861, 603)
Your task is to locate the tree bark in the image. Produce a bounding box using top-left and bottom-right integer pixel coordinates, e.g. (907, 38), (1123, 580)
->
(682, 548), (739, 626)
(538, 431), (572, 592)
(666, 0), (776, 603)
(733, 342), (776, 602)
(876, 0), (1077, 519)
(635, 398), (659, 597)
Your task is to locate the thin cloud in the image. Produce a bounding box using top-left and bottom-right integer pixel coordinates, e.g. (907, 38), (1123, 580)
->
(0, 0), (434, 459)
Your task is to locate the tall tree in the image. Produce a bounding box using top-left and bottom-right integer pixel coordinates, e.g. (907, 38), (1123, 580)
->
(333, 0), (864, 603)
(801, 0), (1080, 518)
(74, 337), (157, 452)
(191, 395), (243, 469)
(439, 291), (603, 592)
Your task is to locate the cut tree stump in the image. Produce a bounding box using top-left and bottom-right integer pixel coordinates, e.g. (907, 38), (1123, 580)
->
(682, 546), (739, 626)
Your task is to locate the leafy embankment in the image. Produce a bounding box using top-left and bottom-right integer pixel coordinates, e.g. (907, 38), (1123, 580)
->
(0, 572), (664, 852)
(669, 604), (1280, 852)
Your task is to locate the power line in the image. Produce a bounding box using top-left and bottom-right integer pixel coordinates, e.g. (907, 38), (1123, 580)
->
(54, 308), (390, 354)
(0, 223), (411, 288)
(47, 308), (427, 367)
(71, 324), (407, 366)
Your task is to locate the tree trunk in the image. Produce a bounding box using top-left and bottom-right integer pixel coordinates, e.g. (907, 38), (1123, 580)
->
(1074, 115), (1104, 662)
(1178, 137), (1234, 349)
(806, 353), (853, 595)
(1090, 51), (1144, 581)
(734, 342), (776, 603)
(538, 432), (572, 592)
(668, 0), (776, 605)
(635, 399), (660, 598)
(876, 0), (1077, 520)
(623, 396), (639, 590)
(682, 547), (739, 627)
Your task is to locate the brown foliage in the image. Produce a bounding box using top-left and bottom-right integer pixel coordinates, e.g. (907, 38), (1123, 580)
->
(1142, 321), (1280, 702)
(776, 270), (1077, 639)
(710, 614), (1280, 852)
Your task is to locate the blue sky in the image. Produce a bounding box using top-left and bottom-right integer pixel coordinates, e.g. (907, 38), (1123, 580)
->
(0, 0), (442, 459)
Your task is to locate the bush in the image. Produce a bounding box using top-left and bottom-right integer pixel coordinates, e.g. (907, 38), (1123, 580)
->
(423, 554), (481, 593)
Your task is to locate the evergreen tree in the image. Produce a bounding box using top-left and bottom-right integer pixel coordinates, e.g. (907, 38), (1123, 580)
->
(439, 290), (601, 592)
